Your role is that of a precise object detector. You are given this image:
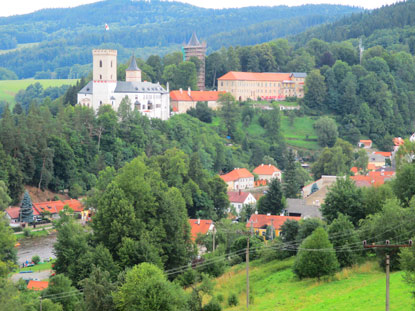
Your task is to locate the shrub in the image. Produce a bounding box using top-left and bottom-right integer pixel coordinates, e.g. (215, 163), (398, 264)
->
(216, 294), (224, 303)
(293, 227), (339, 279)
(32, 255), (41, 265)
(228, 293), (239, 306)
(203, 298), (222, 311)
(23, 228), (32, 237)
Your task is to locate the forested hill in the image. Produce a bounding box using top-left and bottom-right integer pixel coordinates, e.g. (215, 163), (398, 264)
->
(0, 0), (360, 79)
(294, 0), (415, 46)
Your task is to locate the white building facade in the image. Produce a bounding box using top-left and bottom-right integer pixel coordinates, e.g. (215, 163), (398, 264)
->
(77, 50), (170, 120)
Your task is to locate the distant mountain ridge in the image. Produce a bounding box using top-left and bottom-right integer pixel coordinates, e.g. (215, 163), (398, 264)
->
(0, 0), (361, 78)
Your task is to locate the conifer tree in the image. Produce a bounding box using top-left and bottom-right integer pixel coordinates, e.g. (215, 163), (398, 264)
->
(19, 191), (33, 223)
(257, 178), (285, 215)
(293, 227), (339, 279)
(283, 150), (299, 198)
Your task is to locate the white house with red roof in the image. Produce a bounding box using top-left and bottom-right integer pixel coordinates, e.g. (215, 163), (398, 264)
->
(170, 88), (225, 113)
(227, 190), (256, 215)
(220, 168), (254, 190)
(188, 219), (214, 242)
(253, 163), (282, 182)
(247, 214), (301, 237)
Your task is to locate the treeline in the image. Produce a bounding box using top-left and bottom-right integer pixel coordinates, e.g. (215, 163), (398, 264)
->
(0, 0), (359, 79)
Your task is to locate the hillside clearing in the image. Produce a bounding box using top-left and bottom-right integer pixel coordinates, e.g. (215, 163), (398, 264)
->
(214, 258), (413, 311)
(0, 79), (78, 107)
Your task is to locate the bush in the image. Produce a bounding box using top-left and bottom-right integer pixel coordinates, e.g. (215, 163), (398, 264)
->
(32, 255), (41, 264)
(216, 294), (224, 303)
(228, 293), (239, 306)
(230, 235), (263, 262)
(23, 228), (32, 237)
(203, 298), (222, 311)
(197, 251), (227, 278)
(293, 227), (339, 279)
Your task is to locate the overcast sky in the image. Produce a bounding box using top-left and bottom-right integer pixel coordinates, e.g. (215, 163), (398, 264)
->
(0, 0), (404, 17)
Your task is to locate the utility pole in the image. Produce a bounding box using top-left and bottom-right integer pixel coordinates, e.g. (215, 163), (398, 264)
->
(363, 240), (413, 311)
(40, 297), (42, 311)
(212, 226), (216, 251)
(246, 235), (250, 311)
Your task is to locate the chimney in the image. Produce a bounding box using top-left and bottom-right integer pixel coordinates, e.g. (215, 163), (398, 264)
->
(239, 189), (241, 195)
(255, 210), (258, 214)
(180, 88), (183, 94)
(188, 87), (191, 96)
(197, 218), (200, 225)
(267, 213), (271, 216)
(381, 169), (384, 176)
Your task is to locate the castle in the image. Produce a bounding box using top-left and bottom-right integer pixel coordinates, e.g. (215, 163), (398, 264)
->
(77, 50), (170, 120)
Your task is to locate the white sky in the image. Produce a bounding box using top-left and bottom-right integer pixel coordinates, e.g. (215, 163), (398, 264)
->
(0, 0), (404, 17)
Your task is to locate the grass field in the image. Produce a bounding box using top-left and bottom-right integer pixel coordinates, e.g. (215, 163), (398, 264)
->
(281, 115), (319, 150)
(214, 258), (412, 311)
(15, 228), (50, 240)
(18, 261), (54, 273)
(0, 79), (78, 106)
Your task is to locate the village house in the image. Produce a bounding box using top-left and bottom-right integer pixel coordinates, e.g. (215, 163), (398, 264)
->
(247, 214), (301, 238)
(284, 198), (322, 219)
(227, 190), (257, 216)
(27, 281), (49, 291)
(217, 71), (306, 101)
(5, 199), (85, 225)
(188, 219), (214, 242)
(220, 168), (254, 190)
(78, 50), (170, 120)
(170, 88), (224, 113)
(351, 170), (395, 187)
(358, 139), (373, 149)
(368, 152), (388, 169)
(253, 163), (282, 182)
(301, 175), (339, 206)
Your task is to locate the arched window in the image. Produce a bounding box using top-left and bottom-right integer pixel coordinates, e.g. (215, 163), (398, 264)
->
(99, 60), (102, 67)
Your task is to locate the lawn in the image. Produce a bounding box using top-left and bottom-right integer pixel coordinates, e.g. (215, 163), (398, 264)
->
(18, 261), (54, 273)
(214, 259), (413, 311)
(15, 228), (50, 240)
(281, 115), (319, 150)
(0, 79), (78, 106)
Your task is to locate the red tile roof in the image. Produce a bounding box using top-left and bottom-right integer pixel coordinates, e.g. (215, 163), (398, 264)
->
(253, 164), (281, 176)
(27, 280), (49, 291)
(228, 191), (250, 203)
(368, 171), (395, 178)
(220, 168), (254, 182)
(5, 206), (20, 219)
(189, 219), (213, 241)
(374, 151), (392, 157)
(350, 167), (359, 174)
(170, 90), (225, 102)
(350, 175), (392, 187)
(246, 214), (301, 230)
(367, 164), (377, 171)
(33, 199), (84, 215)
(218, 71), (291, 82)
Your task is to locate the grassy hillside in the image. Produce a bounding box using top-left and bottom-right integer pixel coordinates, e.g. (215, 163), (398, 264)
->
(214, 258), (413, 311)
(0, 79), (78, 106)
(281, 115), (319, 150)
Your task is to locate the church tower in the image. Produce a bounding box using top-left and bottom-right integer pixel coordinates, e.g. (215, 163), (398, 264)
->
(183, 32), (206, 90)
(126, 54), (142, 82)
(92, 49), (117, 110)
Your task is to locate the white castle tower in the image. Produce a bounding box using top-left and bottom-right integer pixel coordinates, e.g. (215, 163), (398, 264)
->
(92, 49), (117, 110)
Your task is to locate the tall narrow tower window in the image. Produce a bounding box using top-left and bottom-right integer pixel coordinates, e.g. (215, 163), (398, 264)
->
(111, 61), (113, 68)
(100, 60), (102, 67)
(100, 74), (102, 80)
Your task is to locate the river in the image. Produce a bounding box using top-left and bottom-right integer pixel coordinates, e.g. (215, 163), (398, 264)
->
(16, 233), (57, 264)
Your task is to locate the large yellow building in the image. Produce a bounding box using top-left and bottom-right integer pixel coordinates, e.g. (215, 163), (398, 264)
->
(217, 71), (306, 101)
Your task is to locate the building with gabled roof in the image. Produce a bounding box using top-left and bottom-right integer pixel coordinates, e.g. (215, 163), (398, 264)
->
(27, 280), (49, 291)
(358, 139), (372, 148)
(170, 88), (225, 113)
(78, 50), (170, 120)
(228, 190), (256, 215)
(217, 71), (305, 101)
(247, 214), (301, 238)
(253, 163), (282, 182)
(188, 219), (214, 241)
(220, 168), (254, 190)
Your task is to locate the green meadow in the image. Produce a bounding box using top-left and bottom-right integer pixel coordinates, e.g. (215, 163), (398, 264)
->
(281, 115), (319, 150)
(0, 79), (78, 106)
(214, 258), (413, 311)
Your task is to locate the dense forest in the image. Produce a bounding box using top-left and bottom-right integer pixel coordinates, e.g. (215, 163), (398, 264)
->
(0, 0), (359, 78)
